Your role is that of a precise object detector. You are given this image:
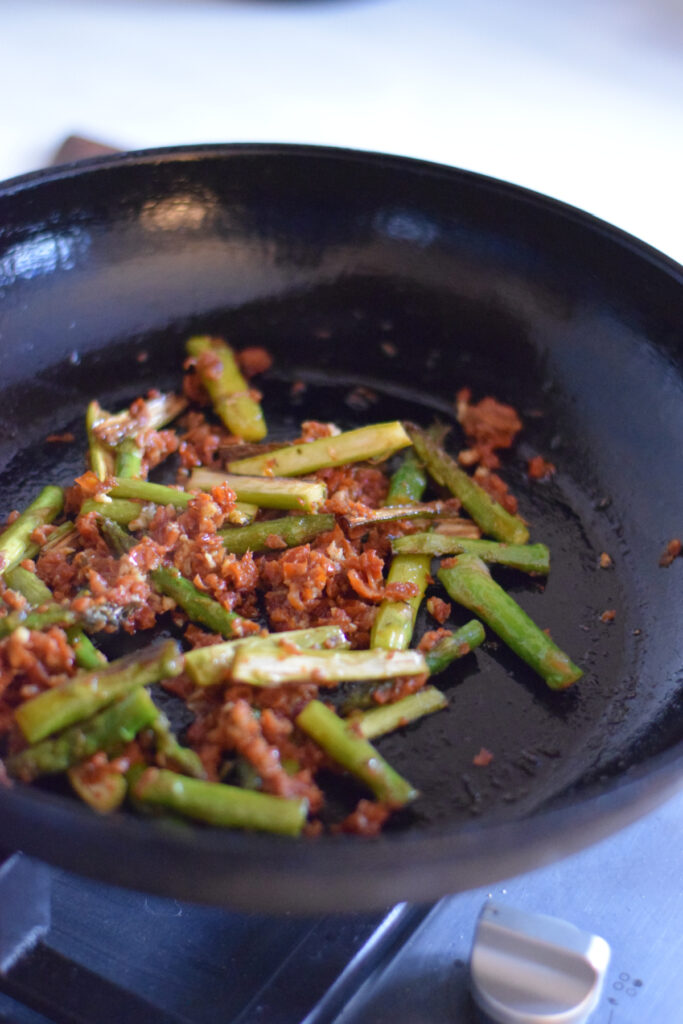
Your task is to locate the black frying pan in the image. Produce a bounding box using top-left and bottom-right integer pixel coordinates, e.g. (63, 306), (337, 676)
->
(0, 144), (681, 914)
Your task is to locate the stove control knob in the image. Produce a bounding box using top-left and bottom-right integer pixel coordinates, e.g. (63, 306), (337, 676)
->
(470, 901), (611, 1024)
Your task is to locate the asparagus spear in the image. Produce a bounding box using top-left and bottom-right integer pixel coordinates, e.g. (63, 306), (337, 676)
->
(348, 686), (448, 740)
(107, 479), (192, 508)
(68, 763), (127, 813)
(370, 554), (432, 650)
(129, 767), (307, 836)
(231, 646), (427, 687)
(4, 565), (53, 606)
(95, 520), (255, 640)
(189, 468), (327, 513)
(342, 620), (485, 712)
(371, 446), (431, 650)
(3, 565), (105, 669)
(384, 447), (428, 505)
(408, 426), (529, 544)
(423, 619), (486, 674)
(186, 335), (267, 441)
(86, 400), (114, 480)
(66, 626), (106, 670)
(14, 639), (183, 744)
(148, 706), (206, 779)
(0, 486), (64, 574)
(219, 514), (335, 555)
(184, 625), (349, 686)
(438, 556), (582, 690)
(95, 392), (187, 444)
(81, 498), (145, 526)
(227, 421), (412, 477)
(114, 437), (143, 479)
(150, 566), (253, 639)
(393, 535), (550, 574)
(296, 700), (418, 807)
(0, 605), (79, 639)
(8, 688), (159, 781)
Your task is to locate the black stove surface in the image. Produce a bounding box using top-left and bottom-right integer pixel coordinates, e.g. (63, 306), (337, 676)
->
(1, 785), (682, 1024)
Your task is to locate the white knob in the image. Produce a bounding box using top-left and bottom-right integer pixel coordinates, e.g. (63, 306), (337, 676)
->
(470, 902), (611, 1024)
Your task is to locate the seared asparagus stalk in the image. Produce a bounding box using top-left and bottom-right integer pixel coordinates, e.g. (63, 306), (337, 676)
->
(129, 767), (307, 836)
(408, 426), (529, 544)
(150, 566), (254, 639)
(384, 447), (428, 506)
(219, 514), (335, 555)
(423, 619), (486, 674)
(0, 486), (64, 574)
(95, 392), (187, 444)
(14, 639), (183, 744)
(189, 468), (327, 513)
(0, 605), (79, 639)
(8, 688), (159, 781)
(68, 763), (127, 813)
(184, 625), (349, 686)
(296, 700), (418, 807)
(86, 401), (114, 480)
(438, 555), (582, 689)
(347, 686), (448, 740)
(393, 534), (550, 574)
(4, 565), (105, 669)
(186, 335), (267, 441)
(114, 437), (143, 479)
(370, 554), (432, 650)
(81, 498), (145, 525)
(231, 646), (427, 687)
(227, 421), (412, 477)
(148, 706), (206, 779)
(108, 479), (192, 508)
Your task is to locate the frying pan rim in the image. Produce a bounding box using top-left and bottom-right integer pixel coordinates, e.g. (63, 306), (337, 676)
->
(0, 142), (681, 908)
(0, 141), (681, 281)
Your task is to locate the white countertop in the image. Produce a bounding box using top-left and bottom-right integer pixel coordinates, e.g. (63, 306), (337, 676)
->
(2, 0), (682, 263)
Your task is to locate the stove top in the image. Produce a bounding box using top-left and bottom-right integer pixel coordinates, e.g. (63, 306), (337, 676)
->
(1, 784), (681, 1024)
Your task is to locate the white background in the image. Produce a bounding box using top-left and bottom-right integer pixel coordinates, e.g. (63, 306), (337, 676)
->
(1, 0), (682, 263)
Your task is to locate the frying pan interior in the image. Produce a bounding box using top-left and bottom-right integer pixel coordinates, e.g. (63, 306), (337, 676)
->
(0, 145), (681, 912)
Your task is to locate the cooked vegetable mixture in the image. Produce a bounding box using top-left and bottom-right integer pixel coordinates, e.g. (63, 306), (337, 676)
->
(0, 337), (582, 836)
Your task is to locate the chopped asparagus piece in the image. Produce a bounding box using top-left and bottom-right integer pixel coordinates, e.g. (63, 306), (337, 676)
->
(189, 468), (327, 512)
(348, 686), (448, 740)
(228, 502), (259, 525)
(370, 554), (432, 650)
(68, 763), (127, 813)
(108, 479), (192, 508)
(393, 535), (550, 574)
(423, 619), (486, 674)
(0, 604), (79, 639)
(0, 486), (64, 575)
(86, 400), (114, 480)
(219, 514), (335, 555)
(66, 626), (107, 670)
(342, 504), (471, 529)
(385, 447), (428, 506)
(408, 426), (529, 544)
(8, 688), (159, 781)
(227, 421), (412, 477)
(4, 565), (53, 606)
(231, 646), (427, 687)
(148, 707), (206, 779)
(186, 335), (267, 441)
(114, 437), (143, 479)
(130, 767), (307, 836)
(438, 556), (582, 690)
(95, 392), (187, 445)
(81, 498), (145, 525)
(14, 639), (183, 744)
(184, 625), (349, 686)
(296, 700), (418, 807)
(150, 566), (253, 639)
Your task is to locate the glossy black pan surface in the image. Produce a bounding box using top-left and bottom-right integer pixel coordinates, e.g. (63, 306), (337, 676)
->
(0, 145), (681, 912)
